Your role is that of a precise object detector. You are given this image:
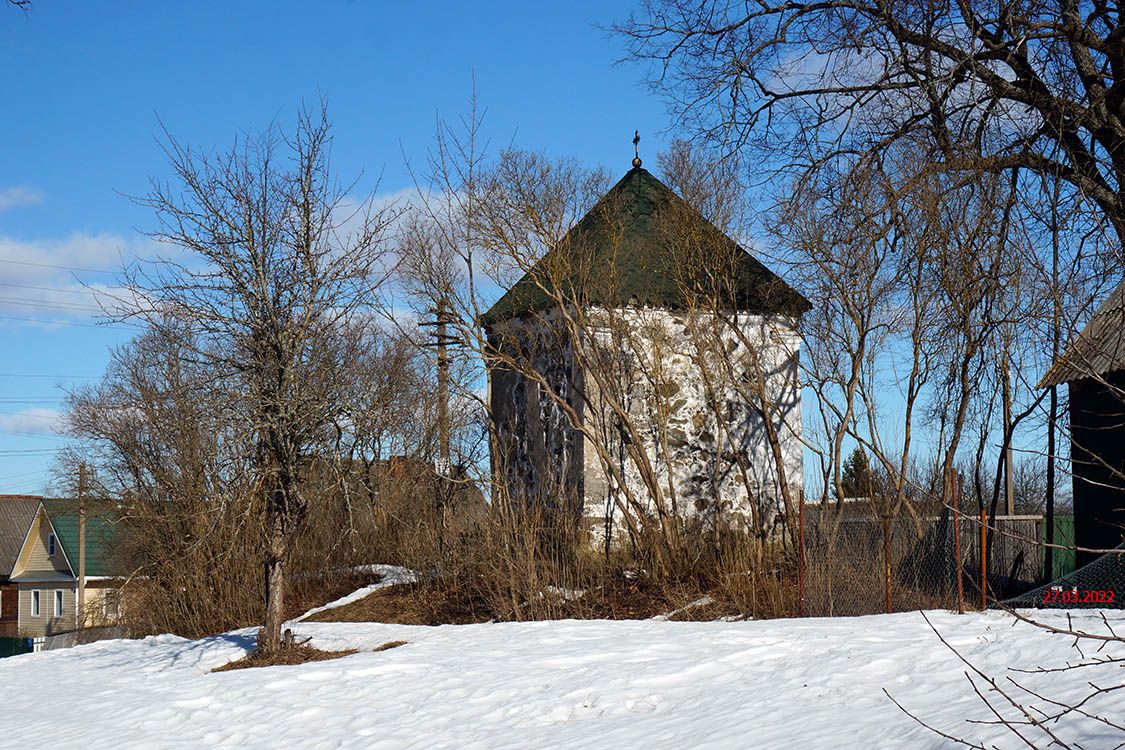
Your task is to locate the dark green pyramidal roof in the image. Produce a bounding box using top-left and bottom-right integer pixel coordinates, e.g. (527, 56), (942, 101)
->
(481, 166), (810, 326)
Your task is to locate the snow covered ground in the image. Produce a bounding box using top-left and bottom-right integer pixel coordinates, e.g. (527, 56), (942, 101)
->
(1, 609), (1122, 749)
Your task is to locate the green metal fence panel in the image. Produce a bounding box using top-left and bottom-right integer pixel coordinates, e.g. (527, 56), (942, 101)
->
(0, 636), (31, 658)
(1042, 515), (1076, 579)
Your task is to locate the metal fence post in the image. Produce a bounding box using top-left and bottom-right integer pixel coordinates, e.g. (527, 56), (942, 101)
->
(953, 485), (964, 614)
(882, 516), (892, 614)
(979, 509), (988, 610)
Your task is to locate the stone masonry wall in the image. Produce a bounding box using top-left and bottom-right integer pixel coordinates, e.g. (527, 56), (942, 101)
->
(580, 307), (802, 542)
(488, 305), (803, 541)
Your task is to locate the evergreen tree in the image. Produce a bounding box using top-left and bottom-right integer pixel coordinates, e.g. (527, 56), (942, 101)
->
(840, 448), (874, 499)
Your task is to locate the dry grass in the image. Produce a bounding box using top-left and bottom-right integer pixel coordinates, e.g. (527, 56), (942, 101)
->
(125, 478), (802, 637)
(535, 572), (741, 621)
(212, 645), (359, 672)
(284, 569), (385, 621)
(304, 568), (754, 625)
(304, 581), (492, 625)
(374, 640), (407, 652)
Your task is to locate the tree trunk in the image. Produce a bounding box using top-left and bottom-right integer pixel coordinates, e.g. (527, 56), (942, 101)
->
(1045, 385), (1057, 583)
(259, 510), (287, 655)
(1001, 357), (1015, 515)
(1044, 184), (1062, 583)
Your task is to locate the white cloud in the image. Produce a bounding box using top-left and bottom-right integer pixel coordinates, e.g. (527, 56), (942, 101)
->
(0, 232), (157, 322)
(0, 232), (137, 274)
(0, 185), (427, 327)
(0, 186), (44, 212)
(0, 408), (65, 435)
(331, 186), (431, 247)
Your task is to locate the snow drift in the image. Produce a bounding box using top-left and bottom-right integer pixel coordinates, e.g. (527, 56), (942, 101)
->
(0, 609), (1121, 748)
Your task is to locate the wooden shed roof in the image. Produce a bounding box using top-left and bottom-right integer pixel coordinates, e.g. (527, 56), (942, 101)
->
(1041, 280), (1125, 388)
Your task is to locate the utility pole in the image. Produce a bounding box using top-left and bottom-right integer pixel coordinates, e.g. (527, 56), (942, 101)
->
(419, 294), (455, 474)
(980, 508), (988, 610)
(952, 471), (964, 615)
(1001, 356), (1015, 516)
(437, 298), (451, 474)
(77, 461), (87, 630)
(419, 294), (457, 562)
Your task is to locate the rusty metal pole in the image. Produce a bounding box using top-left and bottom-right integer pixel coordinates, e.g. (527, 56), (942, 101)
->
(952, 474), (964, 614)
(883, 517), (892, 614)
(979, 509), (988, 610)
(797, 491), (805, 617)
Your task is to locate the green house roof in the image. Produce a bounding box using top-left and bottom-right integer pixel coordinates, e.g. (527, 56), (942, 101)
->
(40, 498), (121, 578)
(480, 166), (810, 326)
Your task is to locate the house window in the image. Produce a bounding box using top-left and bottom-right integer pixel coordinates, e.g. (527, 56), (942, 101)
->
(31, 590), (40, 617)
(47, 532), (56, 557)
(53, 590), (63, 617)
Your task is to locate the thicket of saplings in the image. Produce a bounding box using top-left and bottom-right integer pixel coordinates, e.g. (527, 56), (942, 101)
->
(115, 471), (799, 638)
(115, 438), (1056, 637)
(116, 482), (388, 639)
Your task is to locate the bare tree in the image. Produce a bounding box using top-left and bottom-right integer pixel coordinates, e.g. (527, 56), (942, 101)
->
(66, 325), (264, 637)
(618, 0), (1125, 245)
(111, 105), (396, 654)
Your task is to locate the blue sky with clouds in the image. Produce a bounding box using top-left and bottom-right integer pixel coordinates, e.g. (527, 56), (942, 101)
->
(0, 1), (671, 493)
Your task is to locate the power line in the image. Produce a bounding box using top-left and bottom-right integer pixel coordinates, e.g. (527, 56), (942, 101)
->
(0, 258), (116, 274)
(0, 468), (51, 483)
(0, 281), (109, 296)
(1, 480), (49, 494)
(0, 398), (67, 404)
(0, 315), (137, 330)
(0, 373), (100, 379)
(0, 295), (103, 313)
(0, 430), (66, 440)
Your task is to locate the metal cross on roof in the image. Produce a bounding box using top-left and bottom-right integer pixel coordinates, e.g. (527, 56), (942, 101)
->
(632, 130), (642, 168)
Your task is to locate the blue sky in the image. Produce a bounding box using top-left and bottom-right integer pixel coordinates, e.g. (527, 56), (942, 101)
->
(0, 1), (671, 493)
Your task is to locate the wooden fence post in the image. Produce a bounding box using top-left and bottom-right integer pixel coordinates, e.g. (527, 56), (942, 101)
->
(797, 491), (805, 617)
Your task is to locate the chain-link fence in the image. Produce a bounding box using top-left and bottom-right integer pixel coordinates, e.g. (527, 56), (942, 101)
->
(1005, 544), (1125, 609)
(798, 503), (1049, 617)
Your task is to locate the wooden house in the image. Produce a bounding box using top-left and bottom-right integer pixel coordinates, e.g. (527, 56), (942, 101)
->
(8, 498), (122, 640)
